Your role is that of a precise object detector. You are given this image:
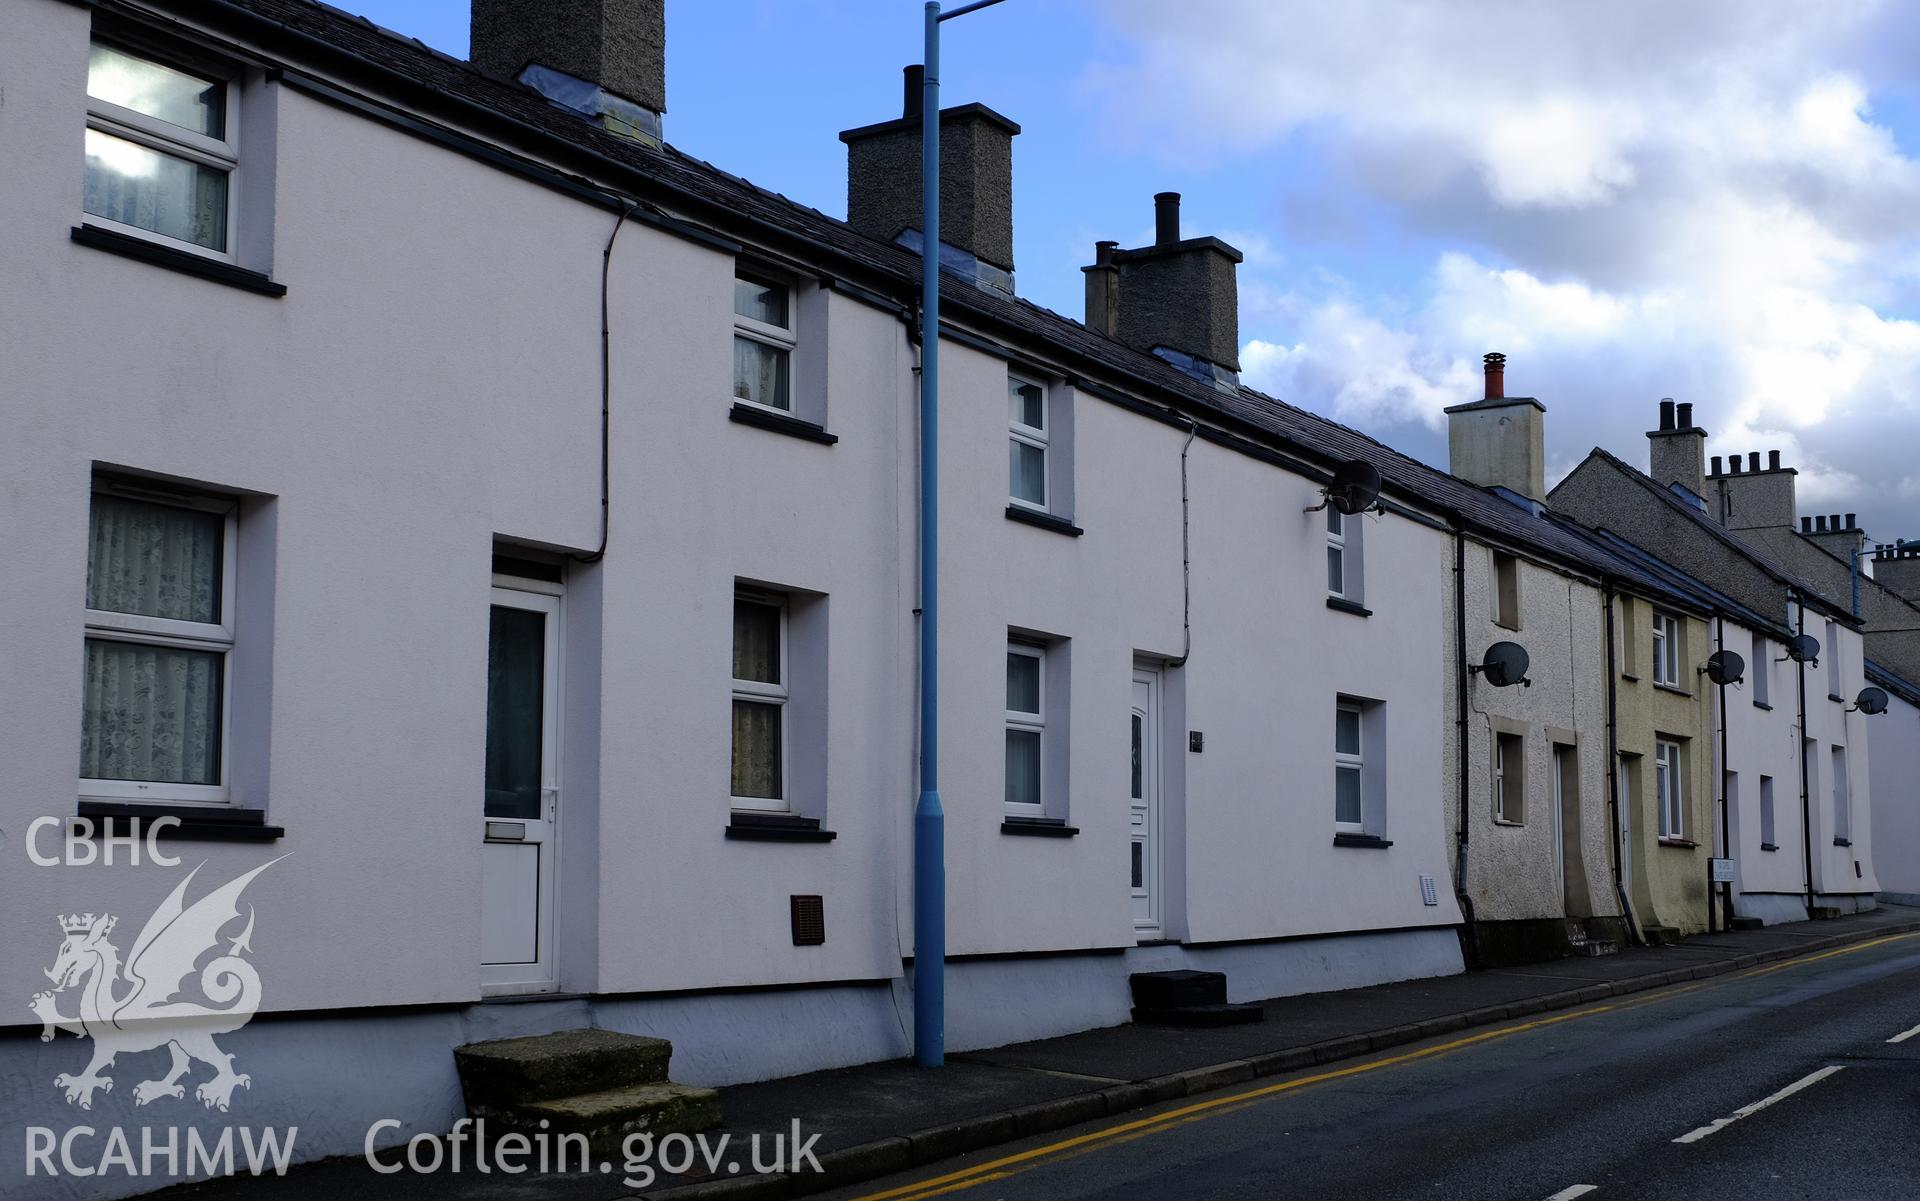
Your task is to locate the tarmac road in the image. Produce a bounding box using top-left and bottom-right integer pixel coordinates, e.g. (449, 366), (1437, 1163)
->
(821, 932), (1920, 1201)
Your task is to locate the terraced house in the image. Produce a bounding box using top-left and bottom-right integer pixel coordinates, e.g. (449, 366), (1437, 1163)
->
(0, 0), (1889, 1192)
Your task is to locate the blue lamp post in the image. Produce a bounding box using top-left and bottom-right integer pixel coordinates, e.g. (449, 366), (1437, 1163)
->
(915, 0), (1008, 1070)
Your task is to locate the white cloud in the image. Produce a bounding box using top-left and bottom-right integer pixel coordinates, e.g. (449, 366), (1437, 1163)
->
(1087, 0), (1920, 536)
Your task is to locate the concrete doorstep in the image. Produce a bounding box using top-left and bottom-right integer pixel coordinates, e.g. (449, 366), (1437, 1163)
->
(636, 906), (1920, 1201)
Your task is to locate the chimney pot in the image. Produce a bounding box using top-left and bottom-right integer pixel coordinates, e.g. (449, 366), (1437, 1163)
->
(1659, 399), (1676, 431)
(1154, 192), (1181, 247)
(1846, 513), (1857, 530)
(1483, 352), (1506, 400)
(1817, 515), (1829, 531)
(1730, 458), (1743, 474)
(1094, 239), (1116, 266)
(1803, 517), (1815, 533)
(1711, 455), (1723, 475)
(1676, 401), (1694, 429)
(1769, 449), (1781, 471)
(1747, 452), (1760, 472)
(902, 65), (923, 119)
(1830, 513), (1842, 530)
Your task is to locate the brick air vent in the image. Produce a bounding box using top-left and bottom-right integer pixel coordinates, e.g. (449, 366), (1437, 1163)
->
(790, 895), (825, 946)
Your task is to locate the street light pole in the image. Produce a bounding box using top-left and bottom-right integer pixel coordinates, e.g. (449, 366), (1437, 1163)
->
(915, 0), (1008, 1071)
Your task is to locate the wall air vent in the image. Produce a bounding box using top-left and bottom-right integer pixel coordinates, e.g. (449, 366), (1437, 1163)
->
(790, 895), (825, 946)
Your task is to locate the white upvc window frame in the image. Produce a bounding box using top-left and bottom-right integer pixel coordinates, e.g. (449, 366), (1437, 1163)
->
(1326, 508), (1348, 599)
(1004, 642), (1046, 816)
(729, 590), (790, 812)
(1008, 373), (1050, 513)
(1651, 610), (1681, 686)
(84, 37), (240, 263)
(731, 271), (797, 414)
(81, 485), (238, 806)
(1334, 699), (1364, 832)
(1494, 732), (1523, 824)
(1655, 738), (1683, 838)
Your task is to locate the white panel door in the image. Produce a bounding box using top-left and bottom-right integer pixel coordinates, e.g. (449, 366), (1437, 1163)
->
(481, 586), (560, 995)
(1131, 668), (1162, 936)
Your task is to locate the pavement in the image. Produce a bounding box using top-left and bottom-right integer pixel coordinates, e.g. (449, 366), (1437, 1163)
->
(138, 904), (1920, 1201)
(817, 912), (1920, 1201)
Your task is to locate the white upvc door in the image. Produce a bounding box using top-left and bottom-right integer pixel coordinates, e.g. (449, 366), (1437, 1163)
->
(1131, 668), (1162, 937)
(481, 584), (561, 996)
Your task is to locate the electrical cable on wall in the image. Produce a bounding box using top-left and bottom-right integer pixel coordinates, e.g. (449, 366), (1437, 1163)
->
(572, 198), (638, 564)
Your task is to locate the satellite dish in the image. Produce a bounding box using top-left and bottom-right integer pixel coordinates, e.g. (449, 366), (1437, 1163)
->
(1852, 686), (1889, 716)
(1705, 649), (1745, 686)
(1470, 641), (1532, 688)
(1786, 633), (1821, 664)
(1327, 459), (1383, 516)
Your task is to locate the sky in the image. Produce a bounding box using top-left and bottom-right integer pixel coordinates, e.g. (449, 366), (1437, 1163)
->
(354, 0), (1920, 540)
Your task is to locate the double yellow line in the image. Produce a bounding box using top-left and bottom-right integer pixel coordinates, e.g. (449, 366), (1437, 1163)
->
(846, 931), (1918, 1201)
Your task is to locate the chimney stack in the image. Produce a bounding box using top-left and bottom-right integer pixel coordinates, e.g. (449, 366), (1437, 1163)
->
(841, 70), (1021, 292)
(1647, 397), (1707, 501)
(471, 0), (665, 140)
(1803, 508), (1870, 561)
(1705, 441), (1797, 533)
(1445, 352), (1547, 501)
(1082, 193), (1245, 382)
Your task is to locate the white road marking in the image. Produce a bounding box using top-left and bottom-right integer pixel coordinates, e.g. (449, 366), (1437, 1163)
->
(1672, 1065), (1845, 1144)
(1887, 1022), (1920, 1044)
(1545, 1186), (1599, 1200)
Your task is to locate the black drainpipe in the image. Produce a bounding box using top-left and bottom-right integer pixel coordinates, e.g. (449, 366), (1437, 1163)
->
(1795, 597), (1815, 914)
(1453, 530), (1479, 966)
(1714, 616), (1733, 931)
(1603, 583), (1640, 944)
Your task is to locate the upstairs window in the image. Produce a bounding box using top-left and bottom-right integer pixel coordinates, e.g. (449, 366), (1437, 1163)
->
(85, 39), (236, 257)
(730, 592), (788, 810)
(1327, 509), (1348, 598)
(82, 486), (236, 804)
(1651, 610), (1681, 687)
(1825, 620), (1841, 699)
(1492, 552), (1520, 629)
(733, 273), (794, 412)
(1008, 375), (1049, 511)
(1751, 631), (1771, 706)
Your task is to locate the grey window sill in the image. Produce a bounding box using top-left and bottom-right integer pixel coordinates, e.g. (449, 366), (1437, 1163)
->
(1829, 693), (1846, 704)
(1620, 672), (1641, 683)
(76, 800), (284, 842)
(1761, 842), (1779, 852)
(1333, 832), (1393, 849)
(725, 812), (837, 842)
(1833, 837), (1853, 847)
(1000, 817), (1079, 837)
(71, 224), (286, 297)
(1326, 597), (1372, 618)
(1753, 701), (1774, 711)
(1658, 837), (1699, 849)
(1005, 506), (1083, 537)
(1492, 818), (1524, 827)
(1653, 682), (1694, 698)
(728, 403), (838, 445)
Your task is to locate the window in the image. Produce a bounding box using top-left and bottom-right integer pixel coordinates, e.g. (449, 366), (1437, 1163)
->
(1005, 644), (1045, 814)
(85, 39), (236, 257)
(731, 593), (788, 810)
(1759, 774), (1776, 848)
(82, 487), (237, 804)
(733, 272), (794, 412)
(1326, 508), (1348, 598)
(1825, 620), (1841, 698)
(1494, 732), (1525, 823)
(1334, 701), (1364, 831)
(1618, 596), (1639, 676)
(1492, 552), (1520, 629)
(1655, 738), (1684, 838)
(1651, 610), (1681, 687)
(1832, 746), (1851, 842)
(1751, 631), (1770, 706)
(1008, 374), (1049, 511)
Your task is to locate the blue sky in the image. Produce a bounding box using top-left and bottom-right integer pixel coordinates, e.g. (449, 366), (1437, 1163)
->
(354, 0), (1920, 538)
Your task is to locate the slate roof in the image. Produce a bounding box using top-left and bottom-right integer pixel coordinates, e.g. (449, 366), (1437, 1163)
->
(1563, 449), (1859, 626)
(1576, 526), (1788, 638)
(1866, 659), (1920, 708)
(185, 0), (1699, 605)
